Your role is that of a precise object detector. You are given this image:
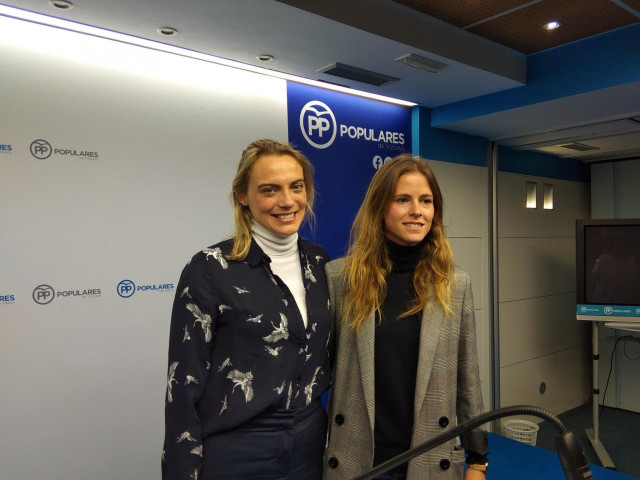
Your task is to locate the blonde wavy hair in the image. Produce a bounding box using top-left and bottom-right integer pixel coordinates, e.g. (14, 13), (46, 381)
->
(228, 138), (316, 261)
(342, 154), (455, 330)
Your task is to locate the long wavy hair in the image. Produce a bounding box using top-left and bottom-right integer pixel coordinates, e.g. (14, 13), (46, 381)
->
(228, 138), (316, 261)
(342, 154), (455, 330)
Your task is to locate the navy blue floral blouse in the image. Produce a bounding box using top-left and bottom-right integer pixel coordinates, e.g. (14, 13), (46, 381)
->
(162, 237), (331, 480)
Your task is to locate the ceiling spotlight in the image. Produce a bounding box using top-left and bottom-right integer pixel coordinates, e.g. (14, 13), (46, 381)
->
(544, 21), (561, 30)
(256, 54), (274, 62)
(49, 0), (73, 9)
(396, 53), (446, 73)
(157, 27), (177, 36)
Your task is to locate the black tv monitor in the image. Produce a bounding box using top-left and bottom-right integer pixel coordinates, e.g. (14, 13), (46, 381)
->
(576, 218), (640, 312)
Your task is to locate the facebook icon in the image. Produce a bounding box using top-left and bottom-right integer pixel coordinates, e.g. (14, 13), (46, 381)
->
(117, 279), (136, 298)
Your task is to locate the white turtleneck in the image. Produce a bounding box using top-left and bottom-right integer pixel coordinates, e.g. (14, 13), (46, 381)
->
(251, 221), (308, 327)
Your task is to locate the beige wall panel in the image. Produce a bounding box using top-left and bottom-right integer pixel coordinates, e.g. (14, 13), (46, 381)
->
(429, 159), (486, 238)
(498, 172), (590, 238)
(498, 237), (575, 302)
(616, 160), (640, 218)
(499, 293), (590, 367)
(450, 237), (484, 311)
(500, 345), (591, 417)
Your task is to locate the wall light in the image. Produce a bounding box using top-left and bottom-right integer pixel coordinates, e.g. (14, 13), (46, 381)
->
(543, 183), (554, 210)
(526, 181), (537, 209)
(0, 5), (417, 107)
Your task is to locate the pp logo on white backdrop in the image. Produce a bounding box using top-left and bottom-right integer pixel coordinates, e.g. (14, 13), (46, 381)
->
(33, 284), (55, 305)
(299, 101), (337, 149)
(117, 279), (136, 298)
(30, 139), (52, 159)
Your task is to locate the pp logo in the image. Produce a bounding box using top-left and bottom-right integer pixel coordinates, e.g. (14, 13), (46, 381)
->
(299, 101), (337, 149)
(117, 279), (136, 298)
(30, 139), (52, 160)
(33, 284), (55, 305)
(604, 306), (613, 315)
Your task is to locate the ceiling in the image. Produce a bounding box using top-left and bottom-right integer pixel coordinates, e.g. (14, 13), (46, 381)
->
(1, 0), (639, 163)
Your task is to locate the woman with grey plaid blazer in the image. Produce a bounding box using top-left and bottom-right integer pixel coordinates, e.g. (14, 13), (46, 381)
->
(323, 154), (488, 480)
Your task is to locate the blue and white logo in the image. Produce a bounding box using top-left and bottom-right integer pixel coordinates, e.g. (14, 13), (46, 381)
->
(117, 279), (136, 298)
(33, 284), (55, 305)
(299, 100), (337, 149)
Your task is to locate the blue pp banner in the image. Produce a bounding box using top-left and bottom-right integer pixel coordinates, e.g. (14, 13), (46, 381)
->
(577, 304), (640, 317)
(287, 82), (412, 258)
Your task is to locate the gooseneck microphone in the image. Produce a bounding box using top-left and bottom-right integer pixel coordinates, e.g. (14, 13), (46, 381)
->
(352, 405), (593, 480)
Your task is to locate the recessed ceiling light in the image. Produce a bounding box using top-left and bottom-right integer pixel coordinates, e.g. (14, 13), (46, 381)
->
(157, 27), (177, 36)
(256, 54), (274, 62)
(49, 0), (73, 9)
(544, 21), (561, 30)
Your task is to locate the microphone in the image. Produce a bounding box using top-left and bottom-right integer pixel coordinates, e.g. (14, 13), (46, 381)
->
(352, 405), (593, 480)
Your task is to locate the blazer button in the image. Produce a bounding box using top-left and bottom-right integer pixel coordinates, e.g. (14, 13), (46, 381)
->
(438, 416), (449, 428)
(328, 457), (339, 469)
(334, 414), (345, 425)
(439, 459), (451, 470)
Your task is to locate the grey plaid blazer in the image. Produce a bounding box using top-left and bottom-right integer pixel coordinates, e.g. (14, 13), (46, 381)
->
(323, 257), (485, 480)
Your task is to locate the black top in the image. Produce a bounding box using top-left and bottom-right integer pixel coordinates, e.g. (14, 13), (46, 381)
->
(162, 237), (331, 480)
(373, 240), (423, 468)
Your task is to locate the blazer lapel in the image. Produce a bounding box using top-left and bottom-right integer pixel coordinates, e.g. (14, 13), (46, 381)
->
(357, 311), (376, 432)
(413, 300), (446, 420)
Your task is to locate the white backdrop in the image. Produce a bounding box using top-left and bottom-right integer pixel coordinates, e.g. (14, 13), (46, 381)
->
(0, 16), (288, 480)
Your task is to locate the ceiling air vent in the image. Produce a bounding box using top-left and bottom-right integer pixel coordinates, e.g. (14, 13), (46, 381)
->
(317, 63), (399, 86)
(558, 142), (600, 151)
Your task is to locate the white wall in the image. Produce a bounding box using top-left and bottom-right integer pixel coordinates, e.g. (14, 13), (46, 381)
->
(590, 159), (640, 412)
(0, 17), (288, 480)
(496, 172), (592, 423)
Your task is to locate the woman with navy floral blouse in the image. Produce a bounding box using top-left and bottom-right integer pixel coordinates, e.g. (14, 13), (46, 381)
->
(162, 139), (331, 480)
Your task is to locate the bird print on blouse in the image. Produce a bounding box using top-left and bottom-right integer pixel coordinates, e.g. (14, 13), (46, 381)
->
(246, 314), (263, 323)
(265, 345), (283, 356)
(203, 247), (228, 269)
(166, 361), (179, 403)
(233, 286), (250, 294)
(226, 369), (254, 402)
(304, 366), (322, 405)
(177, 431), (197, 443)
(186, 303), (212, 342)
(182, 324), (190, 343)
(262, 313), (289, 343)
(217, 357), (232, 372)
(219, 395), (228, 415)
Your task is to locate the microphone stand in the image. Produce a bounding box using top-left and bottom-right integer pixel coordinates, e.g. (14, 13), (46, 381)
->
(352, 405), (594, 480)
